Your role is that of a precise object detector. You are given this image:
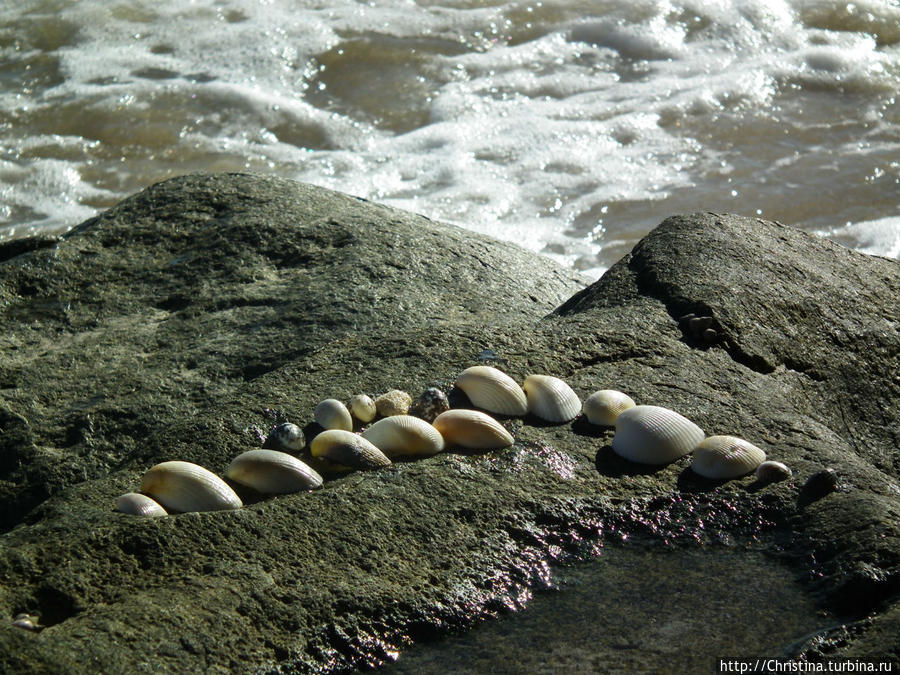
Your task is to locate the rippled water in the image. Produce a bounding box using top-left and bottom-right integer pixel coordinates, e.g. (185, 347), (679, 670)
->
(2, 0), (898, 277)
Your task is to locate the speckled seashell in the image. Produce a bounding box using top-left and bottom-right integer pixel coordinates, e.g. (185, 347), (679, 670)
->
(310, 429), (391, 470)
(522, 374), (581, 423)
(432, 409), (514, 449)
(140, 461), (243, 513)
(799, 468), (840, 504)
(264, 422), (306, 452)
(582, 390), (636, 426)
(612, 405), (705, 465)
(361, 415), (445, 458)
(455, 366), (528, 416)
(226, 449), (323, 493)
(348, 394), (377, 423)
(410, 387), (450, 423)
(116, 492), (168, 517)
(755, 460), (792, 483)
(314, 398), (353, 431)
(375, 389), (413, 417)
(691, 435), (766, 479)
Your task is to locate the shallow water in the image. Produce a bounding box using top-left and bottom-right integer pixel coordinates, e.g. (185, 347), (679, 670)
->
(383, 544), (836, 673)
(1, 0), (898, 277)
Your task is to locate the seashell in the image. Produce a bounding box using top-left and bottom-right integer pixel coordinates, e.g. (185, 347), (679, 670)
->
(455, 366), (528, 417)
(691, 435), (766, 479)
(522, 374), (581, 423)
(348, 394), (377, 423)
(264, 422), (306, 452)
(116, 492), (168, 517)
(226, 449), (323, 493)
(361, 415), (445, 458)
(612, 405), (705, 465)
(582, 390), (636, 426)
(13, 614), (37, 631)
(314, 398), (353, 431)
(140, 461), (243, 513)
(310, 429), (391, 470)
(756, 460), (792, 483)
(375, 389), (413, 417)
(432, 409), (514, 449)
(410, 387), (450, 423)
(799, 468), (840, 505)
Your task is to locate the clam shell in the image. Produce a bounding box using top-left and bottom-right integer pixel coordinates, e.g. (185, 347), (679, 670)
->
(583, 390), (636, 426)
(455, 366), (528, 416)
(310, 429), (392, 470)
(116, 492), (168, 517)
(226, 449), (323, 493)
(375, 389), (412, 417)
(432, 409), (514, 449)
(314, 398), (353, 431)
(348, 394), (377, 423)
(264, 422), (305, 452)
(691, 435), (766, 479)
(522, 374), (581, 423)
(361, 415), (445, 458)
(755, 460), (792, 483)
(140, 460), (243, 513)
(612, 405), (705, 465)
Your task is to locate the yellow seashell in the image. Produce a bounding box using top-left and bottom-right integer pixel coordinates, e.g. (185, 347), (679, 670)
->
(361, 415), (445, 458)
(310, 429), (391, 470)
(522, 374), (581, 423)
(348, 394), (377, 423)
(314, 398), (353, 431)
(582, 390), (636, 426)
(455, 366), (528, 416)
(375, 389), (413, 417)
(691, 435), (766, 479)
(226, 449), (323, 493)
(432, 409), (514, 449)
(140, 460), (243, 513)
(612, 405), (705, 465)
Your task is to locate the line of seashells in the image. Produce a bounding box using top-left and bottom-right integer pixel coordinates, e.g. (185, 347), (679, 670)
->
(116, 365), (794, 518)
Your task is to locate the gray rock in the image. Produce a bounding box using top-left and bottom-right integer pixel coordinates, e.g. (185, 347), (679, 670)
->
(0, 175), (896, 672)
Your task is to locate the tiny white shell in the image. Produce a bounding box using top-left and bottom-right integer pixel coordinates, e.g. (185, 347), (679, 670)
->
(226, 449), (323, 493)
(310, 429), (392, 469)
(375, 390), (413, 417)
(12, 615), (36, 630)
(116, 492), (168, 517)
(348, 394), (377, 423)
(456, 366), (528, 416)
(361, 415), (445, 458)
(691, 436), (766, 479)
(583, 390), (636, 426)
(756, 459), (792, 483)
(265, 422), (305, 452)
(612, 405), (705, 465)
(522, 374), (581, 423)
(140, 461), (243, 513)
(315, 399), (353, 431)
(432, 409), (514, 449)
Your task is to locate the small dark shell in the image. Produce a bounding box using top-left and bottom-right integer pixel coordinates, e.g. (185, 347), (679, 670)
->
(799, 468), (840, 505)
(410, 387), (450, 423)
(264, 422), (306, 452)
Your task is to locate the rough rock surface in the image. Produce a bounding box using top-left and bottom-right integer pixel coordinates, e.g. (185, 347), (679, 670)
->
(0, 173), (897, 673)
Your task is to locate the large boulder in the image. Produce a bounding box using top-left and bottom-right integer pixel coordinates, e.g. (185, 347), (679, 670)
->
(0, 174), (896, 672)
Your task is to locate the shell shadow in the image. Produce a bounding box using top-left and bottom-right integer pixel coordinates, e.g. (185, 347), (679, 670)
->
(571, 415), (608, 439)
(594, 445), (669, 477)
(675, 466), (726, 493)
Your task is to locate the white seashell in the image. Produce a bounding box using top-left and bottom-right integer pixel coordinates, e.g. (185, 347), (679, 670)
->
(522, 374), (581, 423)
(755, 459), (792, 483)
(361, 415), (445, 458)
(265, 422), (305, 452)
(583, 390), (636, 426)
(226, 449), (323, 493)
(12, 614), (37, 630)
(310, 429), (392, 470)
(432, 409), (514, 449)
(375, 390), (412, 417)
(348, 394), (377, 423)
(612, 405), (705, 465)
(456, 366), (528, 416)
(691, 435), (766, 479)
(116, 492), (168, 517)
(140, 460), (243, 513)
(314, 398), (353, 431)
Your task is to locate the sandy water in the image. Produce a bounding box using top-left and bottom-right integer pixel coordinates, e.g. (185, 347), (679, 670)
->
(1, 0), (899, 278)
